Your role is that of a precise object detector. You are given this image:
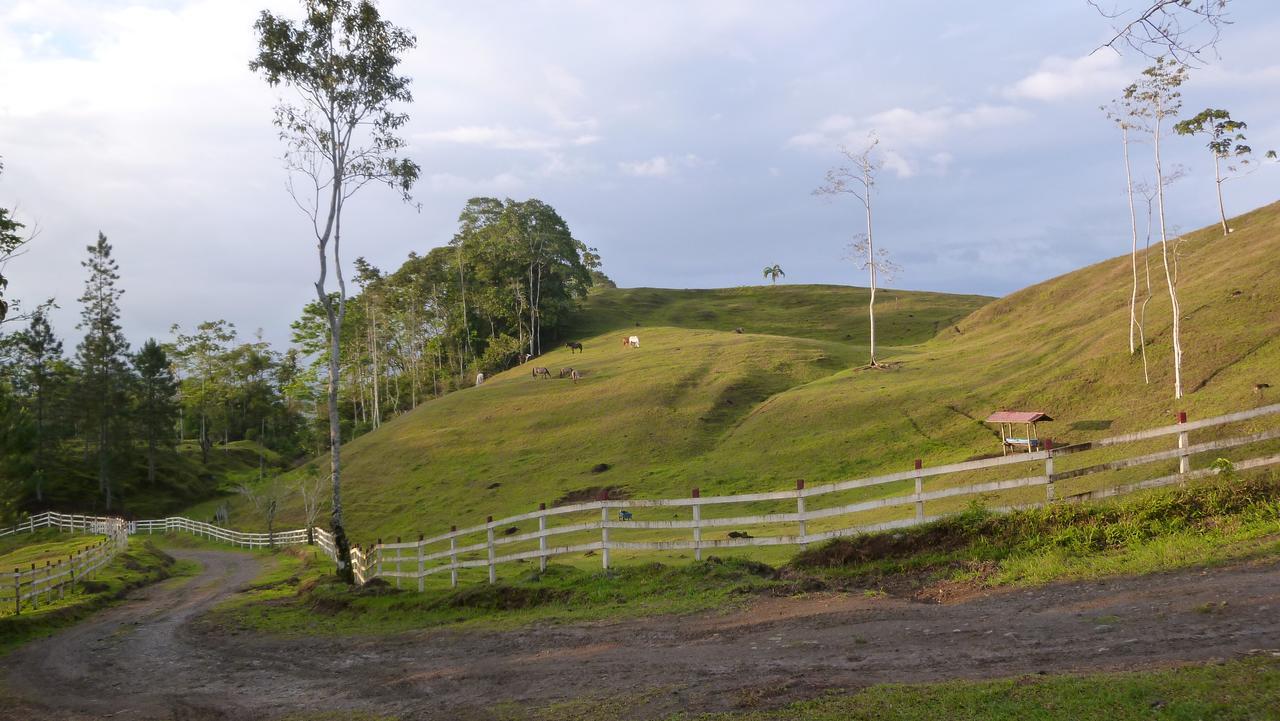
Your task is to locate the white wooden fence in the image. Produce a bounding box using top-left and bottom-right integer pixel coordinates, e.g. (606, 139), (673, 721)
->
(0, 512), (129, 615)
(356, 402), (1280, 590)
(5, 403), (1280, 596)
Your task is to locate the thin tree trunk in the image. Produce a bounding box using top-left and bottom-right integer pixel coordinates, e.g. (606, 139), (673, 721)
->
(1153, 113), (1183, 399)
(1122, 126), (1140, 355)
(865, 167), (877, 367)
(1214, 153), (1228, 236)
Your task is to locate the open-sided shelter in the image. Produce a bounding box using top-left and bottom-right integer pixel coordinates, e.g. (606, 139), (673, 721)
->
(985, 411), (1053, 455)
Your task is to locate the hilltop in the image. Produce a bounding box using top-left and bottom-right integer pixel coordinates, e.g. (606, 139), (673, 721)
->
(202, 200), (1280, 543)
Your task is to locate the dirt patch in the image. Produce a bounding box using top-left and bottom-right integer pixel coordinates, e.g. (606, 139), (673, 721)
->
(554, 485), (630, 506)
(6, 551), (1280, 720)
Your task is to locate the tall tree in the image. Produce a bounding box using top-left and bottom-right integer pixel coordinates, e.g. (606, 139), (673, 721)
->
(0, 158), (32, 325)
(1093, 0), (1230, 65)
(815, 134), (888, 367)
(762, 264), (785, 285)
(170, 320), (236, 464)
(75, 233), (132, 509)
(251, 0), (420, 583)
(133, 339), (179, 486)
(1104, 100), (1144, 356)
(1174, 108), (1276, 236)
(1125, 57), (1188, 399)
(8, 302), (64, 502)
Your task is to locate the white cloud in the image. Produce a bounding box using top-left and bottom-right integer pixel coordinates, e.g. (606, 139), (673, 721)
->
(617, 154), (708, 179)
(787, 104), (1027, 177)
(1004, 53), (1133, 102)
(417, 124), (598, 151)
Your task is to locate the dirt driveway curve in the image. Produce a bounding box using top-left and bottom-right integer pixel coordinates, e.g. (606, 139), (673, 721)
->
(2, 549), (1279, 720)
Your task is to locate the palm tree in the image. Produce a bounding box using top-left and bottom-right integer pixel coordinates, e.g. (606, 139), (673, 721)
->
(763, 264), (785, 285)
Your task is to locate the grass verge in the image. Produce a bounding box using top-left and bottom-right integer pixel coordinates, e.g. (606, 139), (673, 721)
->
(0, 540), (194, 654)
(493, 657), (1280, 721)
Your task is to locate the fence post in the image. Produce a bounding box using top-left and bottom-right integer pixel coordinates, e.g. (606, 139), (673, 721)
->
(538, 503), (548, 572)
(29, 563), (37, 609)
(600, 491), (610, 570)
(449, 525), (458, 589)
(375, 539), (383, 582)
(393, 537), (401, 589)
(417, 533), (425, 593)
(1177, 411), (1189, 476)
(692, 488), (702, 561)
(486, 516), (496, 585)
(795, 479), (807, 545)
(13, 568), (19, 615)
(913, 459), (924, 521)
(1044, 439), (1055, 503)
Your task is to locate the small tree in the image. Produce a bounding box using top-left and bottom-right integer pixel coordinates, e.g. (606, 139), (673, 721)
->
(815, 134), (889, 366)
(1174, 109), (1275, 236)
(1125, 58), (1188, 399)
(238, 477), (288, 548)
(298, 467), (327, 545)
(762, 264), (785, 285)
(251, 0), (420, 583)
(133, 339), (179, 486)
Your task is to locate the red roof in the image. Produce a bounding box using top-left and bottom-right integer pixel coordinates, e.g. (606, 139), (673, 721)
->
(985, 411), (1053, 423)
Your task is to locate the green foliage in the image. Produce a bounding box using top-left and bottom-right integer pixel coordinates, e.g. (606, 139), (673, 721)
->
(0, 158), (27, 324)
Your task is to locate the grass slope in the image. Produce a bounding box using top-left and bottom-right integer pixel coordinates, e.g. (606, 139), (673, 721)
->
(213, 201), (1280, 553)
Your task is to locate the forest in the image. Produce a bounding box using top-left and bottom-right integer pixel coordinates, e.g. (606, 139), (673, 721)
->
(0, 195), (602, 521)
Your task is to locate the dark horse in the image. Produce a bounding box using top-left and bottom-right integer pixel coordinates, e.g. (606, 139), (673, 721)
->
(566, 342), (583, 353)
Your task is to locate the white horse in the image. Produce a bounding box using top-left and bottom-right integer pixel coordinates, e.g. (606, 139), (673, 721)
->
(628, 335), (640, 348)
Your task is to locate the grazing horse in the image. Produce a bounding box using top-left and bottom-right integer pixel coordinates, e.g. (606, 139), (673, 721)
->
(475, 372), (485, 386)
(627, 335), (640, 348)
(570, 369), (582, 383)
(532, 366), (551, 379)
(566, 342), (583, 353)
(558, 367), (575, 379)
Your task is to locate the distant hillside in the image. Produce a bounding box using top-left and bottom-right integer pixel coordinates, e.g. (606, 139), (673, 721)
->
(562, 285), (991, 345)
(200, 200), (1280, 544)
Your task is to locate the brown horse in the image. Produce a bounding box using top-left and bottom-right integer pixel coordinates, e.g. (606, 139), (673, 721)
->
(566, 342), (583, 353)
(558, 367), (575, 379)
(532, 367), (551, 379)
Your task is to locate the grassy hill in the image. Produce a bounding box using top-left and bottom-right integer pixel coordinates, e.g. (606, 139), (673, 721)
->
(201, 200), (1280, 553)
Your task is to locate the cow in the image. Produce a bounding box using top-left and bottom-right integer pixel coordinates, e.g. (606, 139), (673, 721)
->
(566, 341), (583, 353)
(558, 367), (575, 379)
(628, 335), (640, 348)
(532, 366), (551, 379)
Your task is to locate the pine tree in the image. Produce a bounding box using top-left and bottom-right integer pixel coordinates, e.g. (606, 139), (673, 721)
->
(9, 303), (65, 502)
(133, 339), (179, 486)
(75, 232), (132, 510)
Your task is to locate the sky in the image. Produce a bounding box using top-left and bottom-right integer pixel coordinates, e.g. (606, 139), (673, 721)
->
(1, 0), (1279, 349)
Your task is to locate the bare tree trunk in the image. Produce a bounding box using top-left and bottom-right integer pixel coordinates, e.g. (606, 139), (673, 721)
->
(1214, 153), (1228, 236)
(1153, 113), (1183, 399)
(865, 167), (877, 367)
(1122, 126), (1140, 355)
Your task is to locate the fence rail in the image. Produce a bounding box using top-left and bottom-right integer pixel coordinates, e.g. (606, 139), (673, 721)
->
(1, 512), (129, 615)
(355, 402), (1280, 590)
(5, 402), (1280, 595)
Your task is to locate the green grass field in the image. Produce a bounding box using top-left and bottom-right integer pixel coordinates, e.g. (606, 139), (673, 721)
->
(195, 201), (1280, 573)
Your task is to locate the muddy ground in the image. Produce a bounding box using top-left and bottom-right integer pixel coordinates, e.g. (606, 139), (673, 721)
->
(2, 549), (1279, 720)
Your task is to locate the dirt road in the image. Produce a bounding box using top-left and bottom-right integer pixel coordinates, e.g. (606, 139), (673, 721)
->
(2, 549), (1279, 720)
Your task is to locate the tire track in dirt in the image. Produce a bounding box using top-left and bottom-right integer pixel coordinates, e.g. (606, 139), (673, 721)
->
(3, 551), (1280, 720)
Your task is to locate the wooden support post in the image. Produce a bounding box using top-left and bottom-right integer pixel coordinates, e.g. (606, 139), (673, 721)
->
(1044, 438), (1055, 503)
(13, 568), (19, 615)
(417, 533), (425, 593)
(692, 488), (702, 561)
(449, 525), (458, 589)
(795, 479), (807, 545)
(600, 492), (610, 570)
(1177, 411), (1189, 476)
(486, 517), (496, 585)
(913, 459), (924, 522)
(376, 539), (383, 581)
(394, 537), (401, 589)
(538, 503), (548, 572)
(29, 563), (36, 609)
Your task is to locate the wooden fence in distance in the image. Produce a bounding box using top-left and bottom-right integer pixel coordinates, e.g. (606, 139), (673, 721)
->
(0, 512), (129, 615)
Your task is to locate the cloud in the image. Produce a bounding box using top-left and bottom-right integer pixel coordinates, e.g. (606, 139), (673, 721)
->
(617, 154), (709, 178)
(787, 104), (1027, 177)
(417, 124), (598, 151)
(1004, 53), (1133, 102)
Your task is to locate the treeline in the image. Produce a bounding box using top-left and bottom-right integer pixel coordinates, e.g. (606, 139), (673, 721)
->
(291, 197), (602, 434)
(0, 196), (601, 520)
